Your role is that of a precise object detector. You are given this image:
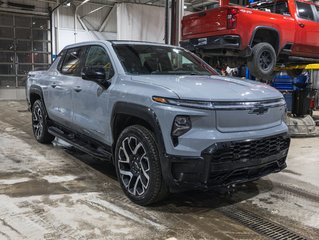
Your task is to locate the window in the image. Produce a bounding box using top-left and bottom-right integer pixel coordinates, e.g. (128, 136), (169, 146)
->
(61, 47), (84, 75)
(296, 2), (315, 21)
(252, 1), (290, 15)
(85, 46), (114, 78)
(56, 50), (66, 71)
(113, 44), (217, 75)
(0, 14), (51, 88)
(0, 27), (14, 38)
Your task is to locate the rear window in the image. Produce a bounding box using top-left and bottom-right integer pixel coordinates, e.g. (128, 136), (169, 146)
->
(251, 1), (290, 16)
(296, 1), (315, 21)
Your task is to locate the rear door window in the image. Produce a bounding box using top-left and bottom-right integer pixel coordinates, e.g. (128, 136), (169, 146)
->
(315, 6), (319, 22)
(296, 2), (315, 21)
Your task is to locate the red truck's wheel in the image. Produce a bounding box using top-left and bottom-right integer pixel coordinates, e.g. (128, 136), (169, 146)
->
(248, 43), (276, 80)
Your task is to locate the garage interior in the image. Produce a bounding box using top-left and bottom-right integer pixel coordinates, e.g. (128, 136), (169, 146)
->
(1, 0), (319, 239)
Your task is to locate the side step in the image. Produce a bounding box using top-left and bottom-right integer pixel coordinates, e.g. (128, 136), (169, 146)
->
(288, 56), (319, 63)
(48, 126), (112, 160)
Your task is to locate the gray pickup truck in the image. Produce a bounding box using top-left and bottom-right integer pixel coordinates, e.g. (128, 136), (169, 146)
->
(26, 40), (290, 205)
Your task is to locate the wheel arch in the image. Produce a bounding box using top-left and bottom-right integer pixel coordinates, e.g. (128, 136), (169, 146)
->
(111, 102), (171, 191)
(111, 102), (166, 156)
(29, 85), (44, 105)
(29, 85), (49, 117)
(250, 26), (280, 55)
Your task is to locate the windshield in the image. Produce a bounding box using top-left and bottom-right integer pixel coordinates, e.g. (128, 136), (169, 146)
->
(113, 44), (217, 75)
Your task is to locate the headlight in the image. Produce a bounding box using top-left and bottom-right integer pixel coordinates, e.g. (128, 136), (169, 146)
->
(171, 115), (192, 137)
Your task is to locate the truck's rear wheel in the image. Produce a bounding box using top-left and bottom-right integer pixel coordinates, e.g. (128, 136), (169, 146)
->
(115, 125), (168, 206)
(248, 42), (276, 80)
(32, 99), (55, 144)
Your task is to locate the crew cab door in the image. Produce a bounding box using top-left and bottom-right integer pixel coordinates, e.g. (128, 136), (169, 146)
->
(71, 44), (115, 143)
(46, 46), (86, 126)
(293, 1), (319, 57)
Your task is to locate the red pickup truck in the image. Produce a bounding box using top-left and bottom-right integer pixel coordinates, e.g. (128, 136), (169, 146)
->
(181, 0), (319, 79)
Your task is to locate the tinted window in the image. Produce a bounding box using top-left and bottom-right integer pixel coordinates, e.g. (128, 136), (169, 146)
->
(113, 44), (217, 75)
(56, 50), (66, 71)
(253, 2), (290, 15)
(61, 47), (85, 75)
(296, 2), (314, 21)
(85, 45), (114, 79)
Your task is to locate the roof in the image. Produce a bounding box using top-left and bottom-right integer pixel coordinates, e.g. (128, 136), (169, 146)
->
(63, 40), (182, 50)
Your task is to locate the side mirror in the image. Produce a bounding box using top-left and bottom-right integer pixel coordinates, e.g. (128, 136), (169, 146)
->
(81, 66), (111, 88)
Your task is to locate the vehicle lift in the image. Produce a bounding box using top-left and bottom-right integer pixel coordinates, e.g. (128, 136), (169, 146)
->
(273, 64), (319, 137)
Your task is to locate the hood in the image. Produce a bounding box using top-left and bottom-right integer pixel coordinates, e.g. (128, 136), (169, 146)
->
(131, 75), (283, 101)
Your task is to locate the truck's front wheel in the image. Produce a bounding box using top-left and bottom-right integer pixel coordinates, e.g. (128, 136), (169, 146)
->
(114, 125), (168, 205)
(248, 42), (276, 80)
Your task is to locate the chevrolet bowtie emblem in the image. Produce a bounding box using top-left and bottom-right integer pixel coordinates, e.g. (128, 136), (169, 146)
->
(248, 104), (269, 115)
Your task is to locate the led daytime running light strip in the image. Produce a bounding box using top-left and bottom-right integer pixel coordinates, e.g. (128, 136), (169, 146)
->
(152, 96), (286, 110)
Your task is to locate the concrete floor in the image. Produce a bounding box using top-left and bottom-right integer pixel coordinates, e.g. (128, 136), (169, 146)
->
(0, 101), (319, 239)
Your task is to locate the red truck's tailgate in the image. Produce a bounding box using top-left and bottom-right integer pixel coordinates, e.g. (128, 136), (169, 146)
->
(182, 8), (228, 38)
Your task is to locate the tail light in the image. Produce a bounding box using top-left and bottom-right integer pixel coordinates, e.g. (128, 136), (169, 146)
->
(227, 8), (238, 29)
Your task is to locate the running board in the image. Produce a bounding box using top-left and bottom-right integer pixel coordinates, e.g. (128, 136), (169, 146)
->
(288, 56), (319, 63)
(48, 126), (112, 160)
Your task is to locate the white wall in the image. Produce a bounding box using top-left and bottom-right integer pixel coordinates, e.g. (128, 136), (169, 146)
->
(58, 28), (116, 52)
(54, 4), (117, 53)
(55, 3), (167, 52)
(117, 3), (165, 43)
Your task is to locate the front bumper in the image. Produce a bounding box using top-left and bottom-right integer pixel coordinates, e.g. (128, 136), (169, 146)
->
(180, 35), (241, 52)
(164, 133), (290, 192)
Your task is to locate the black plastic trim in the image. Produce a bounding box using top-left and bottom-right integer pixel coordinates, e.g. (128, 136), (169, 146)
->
(249, 26), (280, 54)
(51, 120), (112, 154)
(180, 35), (241, 52)
(165, 133), (290, 192)
(29, 85), (47, 115)
(111, 102), (172, 187)
(48, 126), (112, 160)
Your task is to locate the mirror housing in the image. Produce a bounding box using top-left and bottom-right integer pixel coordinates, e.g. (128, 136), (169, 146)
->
(81, 66), (111, 88)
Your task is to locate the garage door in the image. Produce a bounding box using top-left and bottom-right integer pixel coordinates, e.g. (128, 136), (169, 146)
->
(0, 13), (51, 88)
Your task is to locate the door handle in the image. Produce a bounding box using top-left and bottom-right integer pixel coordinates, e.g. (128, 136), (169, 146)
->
(299, 23), (305, 28)
(51, 82), (57, 88)
(73, 86), (82, 92)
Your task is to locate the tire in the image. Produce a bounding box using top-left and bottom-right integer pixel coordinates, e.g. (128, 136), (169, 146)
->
(287, 69), (303, 78)
(114, 125), (168, 205)
(31, 99), (55, 144)
(247, 42), (276, 80)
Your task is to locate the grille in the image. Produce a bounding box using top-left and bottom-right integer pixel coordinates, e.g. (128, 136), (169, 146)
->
(212, 135), (290, 162)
